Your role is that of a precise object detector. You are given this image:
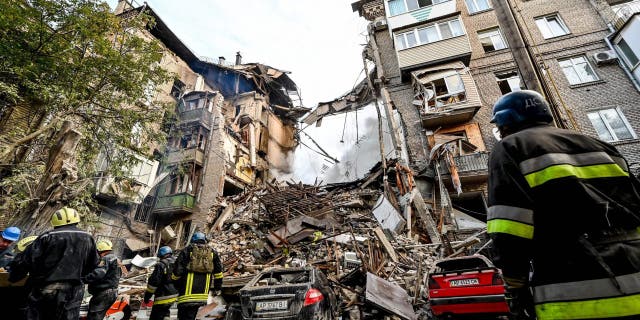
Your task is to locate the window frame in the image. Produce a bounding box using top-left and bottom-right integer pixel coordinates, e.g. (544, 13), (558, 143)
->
(395, 18), (465, 50)
(465, 0), (492, 14)
(477, 27), (508, 53)
(495, 70), (524, 94)
(387, 0), (451, 17)
(535, 14), (570, 39)
(587, 108), (637, 142)
(616, 37), (640, 69)
(558, 55), (599, 85)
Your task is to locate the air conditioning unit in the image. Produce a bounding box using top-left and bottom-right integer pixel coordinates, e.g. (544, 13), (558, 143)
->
(593, 50), (618, 66)
(372, 19), (387, 31)
(343, 252), (362, 269)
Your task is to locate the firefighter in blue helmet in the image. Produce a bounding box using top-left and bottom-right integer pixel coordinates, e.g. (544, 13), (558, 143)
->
(487, 90), (640, 319)
(0, 226), (21, 268)
(171, 232), (223, 320)
(143, 246), (178, 320)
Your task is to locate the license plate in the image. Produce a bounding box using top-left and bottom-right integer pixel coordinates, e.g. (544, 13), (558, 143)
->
(255, 300), (288, 311)
(450, 278), (480, 287)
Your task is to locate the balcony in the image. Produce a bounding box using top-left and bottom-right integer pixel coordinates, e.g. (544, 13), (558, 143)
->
(421, 104), (481, 128)
(438, 152), (489, 183)
(166, 148), (205, 166)
(178, 108), (212, 128)
(153, 193), (196, 216)
(398, 35), (471, 71)
(612, 2), (640, 30)
(387, 0), (456, 31)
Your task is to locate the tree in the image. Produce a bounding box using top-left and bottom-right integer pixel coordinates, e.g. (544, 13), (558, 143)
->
(0, 0), (172, 232)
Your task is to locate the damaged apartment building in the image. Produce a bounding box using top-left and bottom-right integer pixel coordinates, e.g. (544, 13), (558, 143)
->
(93, 1), (307, 255)
(334, 0), (640, 239)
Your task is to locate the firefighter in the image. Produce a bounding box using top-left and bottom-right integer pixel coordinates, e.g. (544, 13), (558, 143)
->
(9, 207), (100, 320)
(171, 232), (223, 320)
(143, 246), (178, 320)
(0, 226), (21, 268)
(84, 239), (121, 320)
(487, 90), (640, 319)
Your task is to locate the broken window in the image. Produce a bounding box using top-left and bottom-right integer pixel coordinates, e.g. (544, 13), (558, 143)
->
(559, 56), (598, 85)
(587, 108), (636, 142)
(495, 70), (524, 94)
(413, 71), (467, 112)
(170, 79), (185, 99)
(478, 27), (507, 52)
(535, 14), (570, 39)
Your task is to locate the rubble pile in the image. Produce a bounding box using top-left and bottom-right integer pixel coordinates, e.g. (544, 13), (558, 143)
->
(205, 160), (487, 319)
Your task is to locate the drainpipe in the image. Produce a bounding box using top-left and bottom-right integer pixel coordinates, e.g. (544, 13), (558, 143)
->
(604, 24), (640, 92)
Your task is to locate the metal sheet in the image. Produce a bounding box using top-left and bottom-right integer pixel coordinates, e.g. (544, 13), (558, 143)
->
(365, 273), (417, 320)
(372, 195), (406, 234)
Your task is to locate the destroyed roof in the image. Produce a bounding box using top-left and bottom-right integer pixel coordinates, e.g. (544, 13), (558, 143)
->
(302, 70), (375, 125)
(192, 60), (310, 120)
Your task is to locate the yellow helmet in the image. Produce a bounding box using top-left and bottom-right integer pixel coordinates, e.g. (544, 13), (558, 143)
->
(16, 236), (38, 253)
(96, 239), (113, 252)
(51, 207), (80, 227)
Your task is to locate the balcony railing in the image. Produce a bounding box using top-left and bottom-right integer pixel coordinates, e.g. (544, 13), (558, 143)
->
(178, 108), (212, 128)
(153, 193), (196, 214)
(166, 148), (205, 165)
(438, 152), (489, 180)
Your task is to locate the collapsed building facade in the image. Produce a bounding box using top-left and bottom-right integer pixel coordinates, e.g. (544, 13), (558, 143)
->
(93, 1), (308, 255)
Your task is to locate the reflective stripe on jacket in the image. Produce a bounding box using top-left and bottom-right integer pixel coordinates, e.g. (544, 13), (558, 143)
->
(145, 257), (178, 305)
(171, 243), (224, 305)
(487, 124), (640, 319)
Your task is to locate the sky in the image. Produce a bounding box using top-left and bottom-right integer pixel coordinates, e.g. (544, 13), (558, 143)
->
(106, 0), (389, 184)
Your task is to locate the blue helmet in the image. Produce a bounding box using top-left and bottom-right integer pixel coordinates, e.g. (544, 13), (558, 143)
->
(191, 232), (206, 243)
(2, 226), (21, 242)
(157, 246), (172, 257)
(491, 90), (553, 129)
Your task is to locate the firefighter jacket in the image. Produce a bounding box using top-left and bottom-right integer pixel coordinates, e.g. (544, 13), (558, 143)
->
(171, 243), (223, 305)
(144, 256), (178, 305)
(85, 252), (121, 295)
(487, 124), (640, 319)
(9, 225), (99, 287)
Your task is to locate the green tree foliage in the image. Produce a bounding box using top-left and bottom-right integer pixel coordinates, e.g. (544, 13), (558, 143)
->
(0, 0), (172, 221)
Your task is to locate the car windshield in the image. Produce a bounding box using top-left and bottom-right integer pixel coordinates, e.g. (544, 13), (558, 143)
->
(253, 270), (311, 286)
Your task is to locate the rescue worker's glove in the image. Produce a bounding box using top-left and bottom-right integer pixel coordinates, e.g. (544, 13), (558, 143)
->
(143, 292), (153, 304)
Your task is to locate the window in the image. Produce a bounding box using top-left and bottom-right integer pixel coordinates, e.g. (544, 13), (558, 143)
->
(388, 0), (449, 16)
(496, 70), (524, 94)
(465, 0), (491, 13)
(588, 108), (636, 142)
(478, 27), (507, 52)
(396, 19), (464, 50)
(535, 14), (569, 39)
(617, 38), (639, 67)
(430, 73), (467, 107)
(559, 56), (598, 85)
(170, 79), (185, 99)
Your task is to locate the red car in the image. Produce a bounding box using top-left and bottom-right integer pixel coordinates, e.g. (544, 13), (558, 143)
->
(428, 255), (510, 319)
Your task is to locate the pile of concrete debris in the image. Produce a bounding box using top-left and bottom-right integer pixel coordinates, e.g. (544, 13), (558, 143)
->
(202, 159), (489, 319)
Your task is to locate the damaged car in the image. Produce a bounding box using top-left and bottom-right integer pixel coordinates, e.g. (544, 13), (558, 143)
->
(238, 266), (337, 319)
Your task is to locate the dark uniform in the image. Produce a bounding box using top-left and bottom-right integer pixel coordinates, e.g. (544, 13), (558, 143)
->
(171, 243), (223, 320)
(144, 256), (178, 320)
(85, 252), (121, 320)
(10, 224), (99, 320)
(488, 124), (640, 319)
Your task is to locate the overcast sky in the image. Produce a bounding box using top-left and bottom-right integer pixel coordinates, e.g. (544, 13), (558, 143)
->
(107, 0), (388, 184)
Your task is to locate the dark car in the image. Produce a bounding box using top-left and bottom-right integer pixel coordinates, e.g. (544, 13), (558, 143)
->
(238, 266), (337, 320)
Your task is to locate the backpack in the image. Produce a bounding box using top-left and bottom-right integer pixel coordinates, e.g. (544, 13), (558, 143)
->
(186, 244), (215, 273)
